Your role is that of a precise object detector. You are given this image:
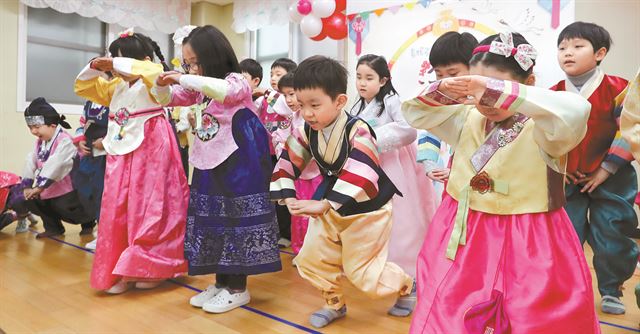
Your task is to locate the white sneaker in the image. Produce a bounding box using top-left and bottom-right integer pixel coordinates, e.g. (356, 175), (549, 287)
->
(15, 219), (29, 233)
(190, 285), (224, 308)
(202, 289), (250, 313)
(105, 280), (131, 294)
(278, 238), (291, 248)
(85, 238), (98, 250)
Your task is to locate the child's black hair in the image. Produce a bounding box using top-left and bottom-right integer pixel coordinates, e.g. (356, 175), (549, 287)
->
(557, 21), (612, 65)
(293, 56), (347, 100)
(429, 31), (479, 68)
(183, 25), (240, 79)
(469, 33), (535, 81)
(351, 54), (398, 117)
(239, 58), (263, 85)
(272, 58), (298, 73)
(109, 32), (170, 71)
(277, 72), (295, 91)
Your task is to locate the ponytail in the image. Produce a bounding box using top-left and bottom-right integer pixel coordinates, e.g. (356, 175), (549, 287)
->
(150, 40), (171, 71)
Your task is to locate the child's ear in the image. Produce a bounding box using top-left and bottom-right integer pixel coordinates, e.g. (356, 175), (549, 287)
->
(379, 77), (389, 87)
(335, 93), (348, 110)
(595, 47), (607, 63)
(524, 73), (536, 86)
(144, 56), (151, 61)
(252, 77), (261, 87)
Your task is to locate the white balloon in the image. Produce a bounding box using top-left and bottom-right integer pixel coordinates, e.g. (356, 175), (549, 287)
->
(288, 4), (303, 23)
(300, 15), (323, 38)
(311, 0), (336, 18)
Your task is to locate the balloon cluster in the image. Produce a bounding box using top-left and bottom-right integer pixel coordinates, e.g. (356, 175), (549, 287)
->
(289, 0), (347, 41)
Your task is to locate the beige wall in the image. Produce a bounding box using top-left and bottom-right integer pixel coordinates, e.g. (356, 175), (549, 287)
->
(190, 1), (246, 59)
(1, 0), (639, 175)
(575, 0), (640, 79)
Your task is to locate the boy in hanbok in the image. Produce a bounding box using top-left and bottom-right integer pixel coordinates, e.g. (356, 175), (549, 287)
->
(271, 55), (414, 328)
(551, 21), (638, 315)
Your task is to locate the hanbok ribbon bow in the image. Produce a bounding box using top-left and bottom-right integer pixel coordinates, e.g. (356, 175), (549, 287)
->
(489, 32), (537, 71)
(119, 27), (134, 38)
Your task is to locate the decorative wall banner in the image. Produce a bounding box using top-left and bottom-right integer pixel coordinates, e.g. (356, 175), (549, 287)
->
(346, 0), (575, 98)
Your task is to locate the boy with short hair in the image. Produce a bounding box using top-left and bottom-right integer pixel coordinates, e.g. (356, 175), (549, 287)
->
(552, 21), (638, 315)
(270, 55), (414, 328)
(256, 58), (298, 248)
(239, 58), (263, 100)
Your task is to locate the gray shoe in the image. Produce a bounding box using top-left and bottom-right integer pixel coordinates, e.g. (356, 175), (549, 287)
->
(309, 306), (346, 328)
(601, 295), (625, 315)
(388, 280), (417, 317)
(15, 219), (29, 233)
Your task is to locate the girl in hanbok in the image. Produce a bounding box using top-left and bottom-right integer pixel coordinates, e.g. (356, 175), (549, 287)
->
(402, 32), (599, 333)
(153, 25), (281, 314)
(350, 54), (436, 317)
(74, 29), (189, 294)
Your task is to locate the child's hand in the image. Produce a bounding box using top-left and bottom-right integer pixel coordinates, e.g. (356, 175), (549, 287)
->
(91, 57), (113, 72)
(441, 75), (490, 105)
(187, 110), (196, 128)
(156, 71), (182, 86)
(565, 171), (585, 184)
(427, 168), (450, 183)
(578, 167), (611, 193)
(77, 140), (91, 155)
(92, 138), (104, 151)
(286, 199), (331, 218)
(24, 187), (43, 200)
(253, 87), (267, 96)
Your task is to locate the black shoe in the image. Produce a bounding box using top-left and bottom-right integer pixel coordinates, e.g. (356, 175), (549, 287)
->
(35, 230), (64, 239)
(80, 223), (96, 235)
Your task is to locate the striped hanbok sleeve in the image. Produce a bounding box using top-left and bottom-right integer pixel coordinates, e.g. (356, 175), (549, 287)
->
(324, 121), (382, 211)
(270, 126), (312, 201)
(621, 69), (640, 162)
(416, 130), (441, 164)
(602, 86), (634, 173)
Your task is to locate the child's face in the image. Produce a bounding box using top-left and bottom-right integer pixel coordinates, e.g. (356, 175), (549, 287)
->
(281, 87), (300, 112)
(434, 63), (470, 80)
(470, 64), (534, 123)
(356, 64), (387, 103)
(28, 124), (57, 141)
(557, 38), (606, 77)
(270, 66), (287, 90)
(296, 88), (347, 131)
(242, 72), (260, 90)
(182, 44), (203, 76)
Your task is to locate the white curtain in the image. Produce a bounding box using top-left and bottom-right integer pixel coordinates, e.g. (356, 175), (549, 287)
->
(20, 0), (190, 34)
(232, 0), (290, 33)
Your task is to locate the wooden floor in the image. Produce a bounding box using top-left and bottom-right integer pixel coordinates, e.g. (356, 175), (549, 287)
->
(0, 223), (639, 334)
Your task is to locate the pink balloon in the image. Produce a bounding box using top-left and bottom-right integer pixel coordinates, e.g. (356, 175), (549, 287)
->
(297, 0), (312, 15)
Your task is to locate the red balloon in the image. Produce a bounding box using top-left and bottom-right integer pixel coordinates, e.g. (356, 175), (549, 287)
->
(335, 0), (346, 12)
(322, 11), (347, 40)
(310, 29), (327, 41)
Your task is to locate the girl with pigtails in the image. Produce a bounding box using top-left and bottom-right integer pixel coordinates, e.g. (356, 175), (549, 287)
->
(74, 28), (190, 294)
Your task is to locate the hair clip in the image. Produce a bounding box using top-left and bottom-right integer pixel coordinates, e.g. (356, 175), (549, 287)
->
(119, 27), (135, 39)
